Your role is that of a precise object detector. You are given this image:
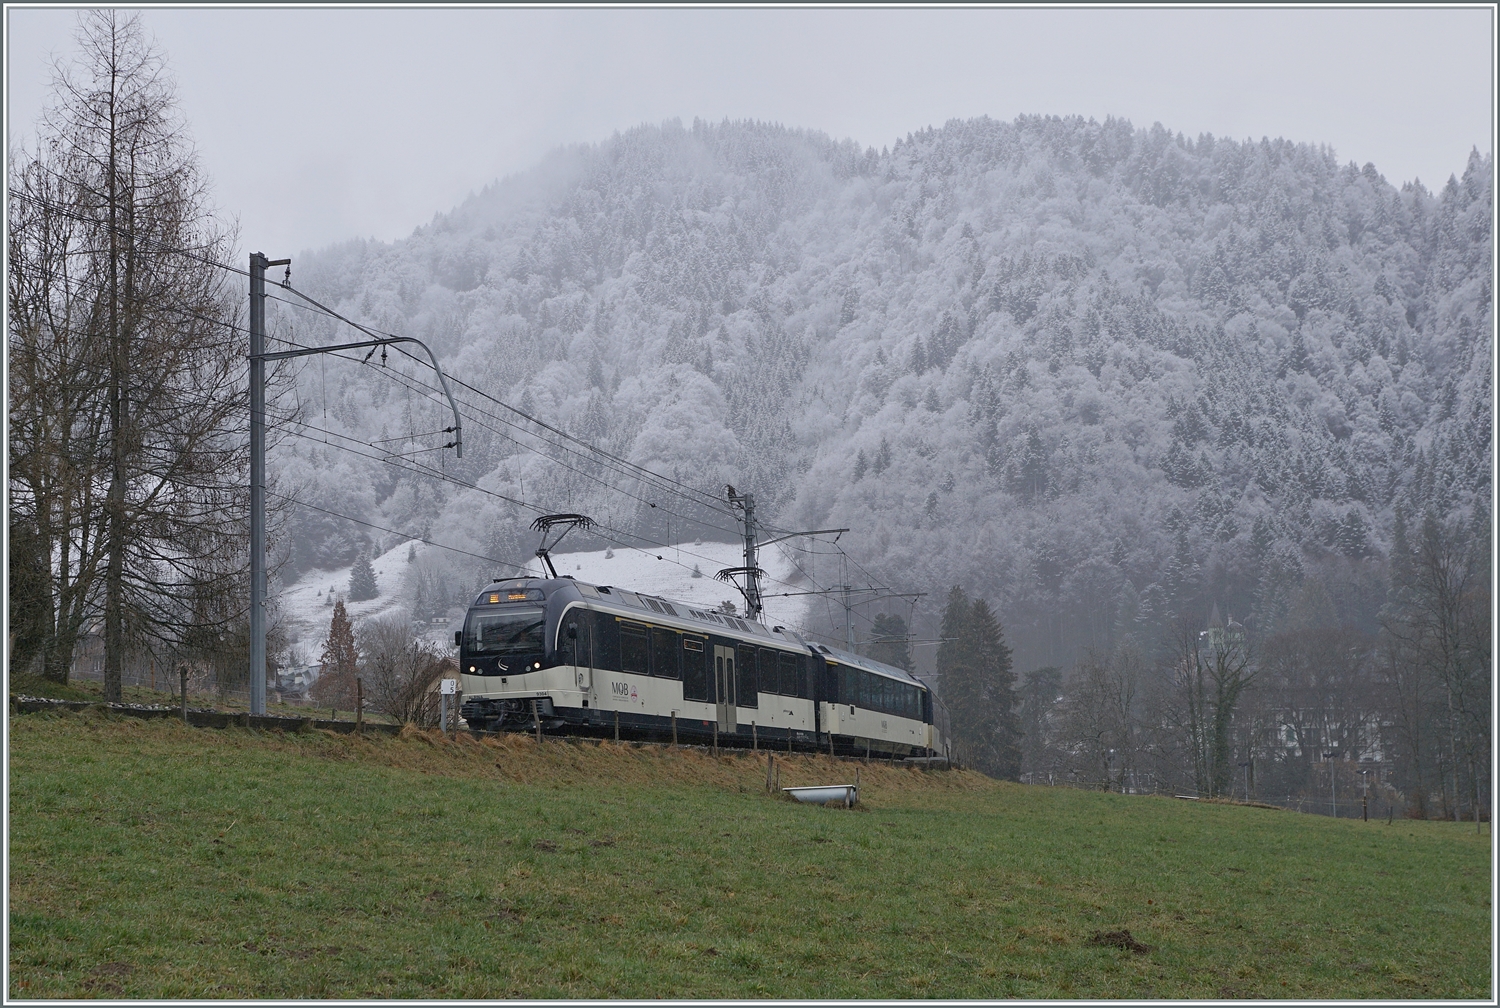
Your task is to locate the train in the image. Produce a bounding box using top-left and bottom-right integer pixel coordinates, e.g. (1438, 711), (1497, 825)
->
(456, 575), (946, 759)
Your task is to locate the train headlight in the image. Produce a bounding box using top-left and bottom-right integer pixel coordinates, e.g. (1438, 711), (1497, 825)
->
(532, 662), (541, 669)
(468, 666), (475, 673)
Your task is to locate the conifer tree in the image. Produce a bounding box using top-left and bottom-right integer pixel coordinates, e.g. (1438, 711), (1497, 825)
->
(313, 599), (358, 709)
(867, 613), (913, 672)
(348, 552), (379, 602)
(936, 586), (1022, 779)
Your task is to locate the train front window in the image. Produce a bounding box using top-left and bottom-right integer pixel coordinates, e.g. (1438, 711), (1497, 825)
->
(466, 609), (546, 656)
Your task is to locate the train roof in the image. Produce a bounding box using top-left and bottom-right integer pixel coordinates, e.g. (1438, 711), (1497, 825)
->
(478, 575), (784, 642)
(476, 576), (926, 688)
(805, 644), (927, 688)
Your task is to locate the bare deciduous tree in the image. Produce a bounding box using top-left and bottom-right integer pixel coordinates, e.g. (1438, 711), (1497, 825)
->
(9, 11), (252, 697)
(1381, 510), (1491, 820)
(1166, 610), (1255, 798)
(358, 614), (451, 724)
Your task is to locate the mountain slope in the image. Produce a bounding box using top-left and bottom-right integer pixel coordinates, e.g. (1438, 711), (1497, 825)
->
(274, 116), (1492, 671)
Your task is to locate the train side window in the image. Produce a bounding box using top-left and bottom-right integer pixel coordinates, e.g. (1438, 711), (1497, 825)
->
(592, 611), (620, 672)
(620, 622), (649, 675)
(559, 610), (593, 667)
(736, 644), (758, 708)
(681, 637), (709, 701)
(651, 627), (680, 679)
(751, 649), (767, 694)
(778, 652), (797, 697)
(757, 648), (778, 695)
(819, 659), (836, 703)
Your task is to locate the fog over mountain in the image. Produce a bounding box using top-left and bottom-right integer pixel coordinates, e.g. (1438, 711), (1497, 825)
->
(272, 115), (1492, 673)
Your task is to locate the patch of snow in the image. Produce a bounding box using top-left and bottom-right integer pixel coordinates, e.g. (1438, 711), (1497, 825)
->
(276, 539), (817, 654)
(276, 539), (428, 650)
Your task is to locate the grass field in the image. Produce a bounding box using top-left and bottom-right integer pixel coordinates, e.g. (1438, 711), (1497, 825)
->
(8, 709), (1491, 999)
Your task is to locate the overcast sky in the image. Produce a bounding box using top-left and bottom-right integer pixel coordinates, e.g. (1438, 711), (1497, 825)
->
(6, 7), (1494, 258)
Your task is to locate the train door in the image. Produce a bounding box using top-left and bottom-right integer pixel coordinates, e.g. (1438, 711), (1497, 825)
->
(570, 610), (593, 694)
(713, 644), (736, 733)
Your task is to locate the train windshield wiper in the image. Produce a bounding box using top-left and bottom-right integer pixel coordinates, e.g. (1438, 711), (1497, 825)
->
(467, 609), (546, 655)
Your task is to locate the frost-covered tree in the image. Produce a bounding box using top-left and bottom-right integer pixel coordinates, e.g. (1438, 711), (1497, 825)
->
(937, 587), (1022, 779)
(348, 553), (378, 602)
(866, 613), (913, 672)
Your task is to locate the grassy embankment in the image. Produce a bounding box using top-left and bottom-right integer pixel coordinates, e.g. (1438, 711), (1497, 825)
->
(8, 708), (1490, 999)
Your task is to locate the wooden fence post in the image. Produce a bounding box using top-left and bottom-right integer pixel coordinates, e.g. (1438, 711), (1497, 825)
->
(355, 677), (364, 735)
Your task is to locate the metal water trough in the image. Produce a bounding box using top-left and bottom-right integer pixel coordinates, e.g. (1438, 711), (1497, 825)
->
(783, 784), (858, 807)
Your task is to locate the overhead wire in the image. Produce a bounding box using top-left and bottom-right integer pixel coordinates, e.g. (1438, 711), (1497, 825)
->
(262, 328), (750, 541)
(267, 491), (530, 570)
(264, 279), (740, 518)
(17, 198), (785, 533)
(15, 188), (920, 619)
(262, 340), (879, 610)
(267, 419), (770, 592)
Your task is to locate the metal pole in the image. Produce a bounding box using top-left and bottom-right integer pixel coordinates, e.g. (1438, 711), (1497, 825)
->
(439, 690), (447, 734)
(742, 493), (760, 618)
(842, 556), (854, 652)
(248, 253), (268, 716)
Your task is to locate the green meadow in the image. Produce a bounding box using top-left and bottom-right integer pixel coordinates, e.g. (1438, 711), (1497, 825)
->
(8, 708), (1490, 999)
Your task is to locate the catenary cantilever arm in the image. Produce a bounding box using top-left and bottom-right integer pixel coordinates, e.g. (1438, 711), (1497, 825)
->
(253, 336), (462, 458)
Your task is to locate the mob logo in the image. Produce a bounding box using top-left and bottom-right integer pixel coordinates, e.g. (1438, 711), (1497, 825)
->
(611, 681), (633, 698)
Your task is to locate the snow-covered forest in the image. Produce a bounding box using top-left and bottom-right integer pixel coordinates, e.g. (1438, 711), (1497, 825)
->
(271, 115), (1491, 678)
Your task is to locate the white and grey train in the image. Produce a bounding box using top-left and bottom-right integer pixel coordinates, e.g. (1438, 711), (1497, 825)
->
(457, 576), (944, 758)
